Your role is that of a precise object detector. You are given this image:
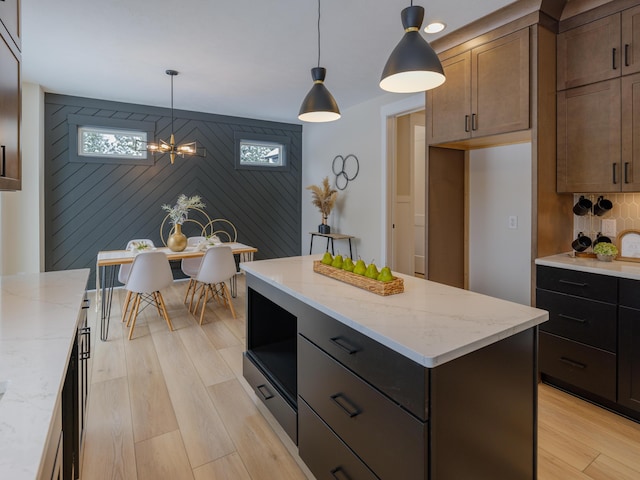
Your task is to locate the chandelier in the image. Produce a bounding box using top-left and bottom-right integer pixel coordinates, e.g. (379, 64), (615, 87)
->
(146, 69), (206, 164)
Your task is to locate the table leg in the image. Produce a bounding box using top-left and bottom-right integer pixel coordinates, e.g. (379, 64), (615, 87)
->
(100, 265), (116, 341)
(326, 238), (332, 254)
(310, 234), (314, 255)
(330, 238), (335, 255)
(230, 274), (237, 298)
(348, 239), (353, 260)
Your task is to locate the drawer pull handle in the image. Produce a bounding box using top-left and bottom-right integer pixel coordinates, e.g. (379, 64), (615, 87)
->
(558, 279), (588, 288)
(625, 44), (630, 67)
(558, 314), (587, 324)
(464, 115), (470, 132)
(471, 113), (478, 131)
(1, 145), (5, 177)
(613, 47), (618, 70)
(330, 466), (352, 480)
(256, 384), (274, 400)
(79, 326), (91, 361)
(330, 393), (361, 418)
(329, 336), (360, 355)
(560, 357), (586, 369)
(82, 297), (91, 309)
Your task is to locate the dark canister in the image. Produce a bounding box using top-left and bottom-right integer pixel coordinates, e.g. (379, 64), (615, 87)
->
(572, 195), (592, 216)
(571, 232), (592, 252)
(593, 196), (613, 216)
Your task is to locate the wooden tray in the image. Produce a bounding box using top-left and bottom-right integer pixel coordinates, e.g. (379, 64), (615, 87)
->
(313, 261), (404, 296)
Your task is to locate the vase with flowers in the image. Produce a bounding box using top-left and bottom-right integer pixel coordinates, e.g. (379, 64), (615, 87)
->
(307, 177), (338, 234)
(161, 194), (205, 251)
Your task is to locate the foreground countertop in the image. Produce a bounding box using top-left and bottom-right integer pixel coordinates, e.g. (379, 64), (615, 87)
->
(0, 269), (89, 480)
(536, 253), (640, 280)
(241, 255), (548, 368)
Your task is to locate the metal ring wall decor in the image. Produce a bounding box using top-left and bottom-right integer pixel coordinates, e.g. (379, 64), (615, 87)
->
(202, 218), (238, 242)
(332, 154), (359, 190)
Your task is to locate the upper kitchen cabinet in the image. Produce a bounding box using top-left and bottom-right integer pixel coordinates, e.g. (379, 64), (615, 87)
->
(558, 6), (640, 90)
(622, 72), (640, 191)
(0, 0), (21, 191)
(428, 28), (530, 145)
(557, 79), (621, 193)
(0, 0), (20, 49)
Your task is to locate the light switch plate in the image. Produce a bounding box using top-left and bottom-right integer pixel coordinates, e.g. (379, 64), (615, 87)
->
(601, 219), (617, 237)
(508, 216), (518, 229)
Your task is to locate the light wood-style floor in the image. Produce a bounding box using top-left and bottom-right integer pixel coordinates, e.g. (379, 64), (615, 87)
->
(82, 277), (640, 480)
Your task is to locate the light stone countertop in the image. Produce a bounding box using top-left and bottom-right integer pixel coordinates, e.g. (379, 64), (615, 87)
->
(0, 269), (90, 480)
(536, 253), (640, 280)
(241, 255), (548, 368)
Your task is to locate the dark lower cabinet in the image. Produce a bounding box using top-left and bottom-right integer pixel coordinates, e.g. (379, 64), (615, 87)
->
(619, 305), (640, 411)
(62, 294), (91, 480)
(298, 399), (379, 480)
(245, 273), (538, 480)
(537, 265), (640, 421)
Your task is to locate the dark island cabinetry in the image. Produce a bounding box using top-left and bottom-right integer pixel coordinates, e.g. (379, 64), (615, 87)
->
(243, 265), (540, 480)
(537, 264), (640, 421)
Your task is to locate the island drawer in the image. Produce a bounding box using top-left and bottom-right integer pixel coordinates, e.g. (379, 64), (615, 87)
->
(536, 265), (617, 303)
(539, 332), (616, 402)
(298, 336), (427, 480)
(536, 289), (616, 352)
(619, 278), (640, 309)
(243, 353), (297, 444)
(298, 398), (380, 480)
(297, 304), (428, 421)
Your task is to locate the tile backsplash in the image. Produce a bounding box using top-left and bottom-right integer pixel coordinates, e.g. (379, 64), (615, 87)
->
(573, 193), (640, 248)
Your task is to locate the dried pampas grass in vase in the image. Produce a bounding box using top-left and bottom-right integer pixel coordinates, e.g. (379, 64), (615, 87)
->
(307, 177), (338, 234)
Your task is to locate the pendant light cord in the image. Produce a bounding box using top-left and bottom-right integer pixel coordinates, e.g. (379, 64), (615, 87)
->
(170, 73), (175, 136)
(316, 0), (321, 68)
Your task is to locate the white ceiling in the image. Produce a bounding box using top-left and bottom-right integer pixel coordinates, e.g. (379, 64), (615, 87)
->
(21, 0), (517, 124)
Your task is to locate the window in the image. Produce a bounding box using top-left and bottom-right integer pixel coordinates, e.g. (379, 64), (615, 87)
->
(234, 132), (290, 171)
(78, 126), (147, 159)
(68, 114), (156, 165)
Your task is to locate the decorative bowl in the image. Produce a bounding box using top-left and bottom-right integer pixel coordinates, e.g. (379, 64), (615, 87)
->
(596, 254), (615, 262)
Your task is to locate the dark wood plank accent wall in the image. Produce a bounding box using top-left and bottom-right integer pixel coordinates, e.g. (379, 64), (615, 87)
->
(44, 94), (302, 287)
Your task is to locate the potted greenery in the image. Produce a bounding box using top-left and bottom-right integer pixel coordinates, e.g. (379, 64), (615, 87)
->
(161, 194), (205, 251)
(593, 242), (618, 262)
(306, 177), (338, 234)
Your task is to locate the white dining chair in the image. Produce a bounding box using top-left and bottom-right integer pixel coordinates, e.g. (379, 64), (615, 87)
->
(122, 251), (174, 340)
(118, 239), (155, 323)
(182, 236), (206, 306)
(191, 246), (237, 324)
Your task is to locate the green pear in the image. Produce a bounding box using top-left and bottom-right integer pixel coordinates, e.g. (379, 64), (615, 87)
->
(342, 257), (355, 272)
(321, 251), (333, 265)
(331, 254), (344, 269)
(365, 263), (379, 279)
(353, 259), (367, 275)
(377, 266), (394, 282)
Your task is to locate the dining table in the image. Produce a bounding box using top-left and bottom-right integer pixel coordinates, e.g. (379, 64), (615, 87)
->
(95, 242), (257, 341)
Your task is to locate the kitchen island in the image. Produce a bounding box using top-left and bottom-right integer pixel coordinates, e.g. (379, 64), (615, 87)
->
(0, 269), (90, 480)
(241, 255), (548, 480)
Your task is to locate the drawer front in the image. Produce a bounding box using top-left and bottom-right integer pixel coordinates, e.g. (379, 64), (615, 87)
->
(539, 332), (616, 401)
(619, 278), (640, 309)
(536, 289), (616, 352)
(243, 353), (297, 444)
(299, 398), (380, 480)
(297, 303), (427, 421)
(298, 336), (426, 480)
(536, 265), (617, 303)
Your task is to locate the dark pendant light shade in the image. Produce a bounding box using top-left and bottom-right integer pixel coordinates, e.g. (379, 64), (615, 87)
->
(298, 0), (341, 122)
(380, 5), (446, 93)
(298, 67), (341, 122)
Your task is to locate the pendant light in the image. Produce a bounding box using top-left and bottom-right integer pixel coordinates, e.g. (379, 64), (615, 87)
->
(380, 1), (446, 93)
(146, 70), (206, 164)
(298, 0), (341, 122)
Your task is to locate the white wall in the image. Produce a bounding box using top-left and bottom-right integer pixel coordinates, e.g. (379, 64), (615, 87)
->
(468, 143), (532, 305)
(0, 83), (44, 275)
(302, 93), (421, 264)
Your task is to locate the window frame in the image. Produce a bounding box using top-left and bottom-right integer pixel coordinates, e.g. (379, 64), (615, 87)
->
(234, 131), (290, 172)
(68, 114), (156, 165)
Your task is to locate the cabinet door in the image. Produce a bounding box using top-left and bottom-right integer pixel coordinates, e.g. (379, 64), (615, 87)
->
(0, 33), (20, 191)
(0, 0), (20, 47)
(472, 29), (530, 137)
(558, 14), (621, 90)
(622, 72), (640, 190)
(622, 5), (640, 76)
(427, 51), (471, 144)
(619, 306), (640, 412)
(557, 79), (621, 193)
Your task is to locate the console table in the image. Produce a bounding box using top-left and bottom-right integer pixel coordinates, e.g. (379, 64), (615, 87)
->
(309, 232), (354, 258)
